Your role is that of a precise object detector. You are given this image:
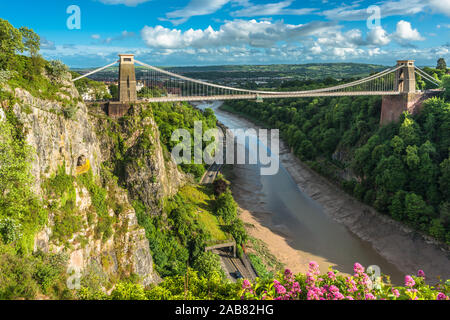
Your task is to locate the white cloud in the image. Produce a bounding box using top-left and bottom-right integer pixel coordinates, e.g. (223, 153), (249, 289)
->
(322, 0), (427, 21)
(367, 26), (391, 46)
(232, 0), (317, 17)
(428, 0), (450, 17)
(39, 41), (450, 68)
(101, 31), (136, 44)
(41, 37), (56, 50)
(165, 0), (231, 25)
(91, 34), (101, 40)
(98, 0), (151, 6)
(141, 19), (337, 49)
(392, 20), (424, 42)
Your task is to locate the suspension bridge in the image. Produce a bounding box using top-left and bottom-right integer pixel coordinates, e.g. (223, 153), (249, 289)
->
(73, 54), (443, 124)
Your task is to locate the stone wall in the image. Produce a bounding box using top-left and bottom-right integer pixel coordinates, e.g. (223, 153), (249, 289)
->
(380, 91), (441, 125)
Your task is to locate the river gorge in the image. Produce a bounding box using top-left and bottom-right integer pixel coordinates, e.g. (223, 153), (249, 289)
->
(196, 101), (450, 285)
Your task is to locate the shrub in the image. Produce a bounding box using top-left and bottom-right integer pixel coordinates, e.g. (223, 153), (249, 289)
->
(0, 217), (22, 244)
(215, 191), (237, 224)
(241, 261), (450, 300)
(192, 251), (224, 279)
(62, 104), (78, 119)
(46, 60), (69, 81)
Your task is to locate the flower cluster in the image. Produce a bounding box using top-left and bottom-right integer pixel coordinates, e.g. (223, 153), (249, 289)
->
(240, 262), (450, 301)
(240, 269), (301, 300)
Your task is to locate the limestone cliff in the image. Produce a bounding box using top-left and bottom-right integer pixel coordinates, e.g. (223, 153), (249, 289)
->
(89, 104), (186, 215)
(1, 72), (185, 289)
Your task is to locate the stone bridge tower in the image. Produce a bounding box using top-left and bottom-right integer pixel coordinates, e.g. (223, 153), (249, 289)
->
(118, 54), (137, 102)
(380, 60), (435, 125)
(108, 54), (137, 118)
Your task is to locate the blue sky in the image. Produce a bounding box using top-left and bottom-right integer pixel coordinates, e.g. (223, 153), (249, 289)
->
(1, 0), (449, 67)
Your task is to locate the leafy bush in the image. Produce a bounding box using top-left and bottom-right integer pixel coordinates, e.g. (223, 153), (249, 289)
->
(215, 191), (237, 224)
(241, 262), (450, 300)
(62, 104), (78, 119)
(443, 75), (450, 101)
(0, 244), (69, 300)
(46, 60), (69, 81)
(192, 251), (224, 278)
(0, 217), (22, 244)
(0, 110), (45, 253)
(0, 70), (16, 84)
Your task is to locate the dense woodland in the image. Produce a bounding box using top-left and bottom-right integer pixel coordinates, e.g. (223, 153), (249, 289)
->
(222, 66), (450, 245)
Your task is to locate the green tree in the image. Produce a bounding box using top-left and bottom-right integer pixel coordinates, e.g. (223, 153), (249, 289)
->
(405, 145), (420, 169)
(375, 155), (407, 193)
(19, 27), (40, 57)
(109, 84), (118, 100)
(225, 218), (248, 245)
(297, 139), (315, 160)
(439, 158), (450, 200)
(404, 193), (431, 229)
(389, 191), (407, 221)
(442, 75), (450, 101)
(215, 191), (237, 224)
(192, 251), (224, 278)
(429, 219), (446, 241)
(399, 113), (421, 146)
(390, 135), (404, 155)
(0, 18), (24, 69)
(437, 58), (447, 71)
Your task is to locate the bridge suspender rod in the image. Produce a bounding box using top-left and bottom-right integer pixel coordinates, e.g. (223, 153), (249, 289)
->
(71, 60), (119, 82)
(136, 59), (401, 96)
(414, 67), (441, 87)
(297, 66), (402, 94)
(135, 59), (305, 95)
(415, 68), (440, 85)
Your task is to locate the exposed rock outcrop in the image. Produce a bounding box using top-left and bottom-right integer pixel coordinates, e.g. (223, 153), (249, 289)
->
(1, 74), (185, 289)
(90, 104), (187, 215)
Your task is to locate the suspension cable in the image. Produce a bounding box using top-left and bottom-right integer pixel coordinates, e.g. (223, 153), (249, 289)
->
(72, 60), (119, 82)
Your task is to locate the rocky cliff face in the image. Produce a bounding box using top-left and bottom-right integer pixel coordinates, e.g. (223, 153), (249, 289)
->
(89, 104), (186, 215)
(2, 74), (185, 289)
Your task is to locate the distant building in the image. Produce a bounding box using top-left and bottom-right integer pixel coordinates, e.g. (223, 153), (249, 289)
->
(136, 81), (145, 92)
(82, 88), (97, 101)
(167, 87), (181, 96)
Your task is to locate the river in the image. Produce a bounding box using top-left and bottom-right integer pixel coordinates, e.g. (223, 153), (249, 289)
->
(195, 101), (449, 285)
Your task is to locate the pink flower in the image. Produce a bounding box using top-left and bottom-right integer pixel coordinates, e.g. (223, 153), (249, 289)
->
(291, 282), (302, 294)
(417, 270), (425, 278)
(437, 292), (447, 300)
(327, 271), (336, 280)
(307, 286), (323, 300)
(329, 285), (340, 293)
(353, 263), (365, 274)
(365, 293), (376, 300)
(346, 296), (354, 300)
(392, 289), (400, 298)
(334, 292), (345, 300)
(275, 284), (286, 295)
(308, 261), (320, 275)
(404, 275), (415, 287)
(242, 279), (252, 290)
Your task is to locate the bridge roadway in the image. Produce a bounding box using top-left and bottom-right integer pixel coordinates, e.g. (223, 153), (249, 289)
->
(142, 91), (401, 103)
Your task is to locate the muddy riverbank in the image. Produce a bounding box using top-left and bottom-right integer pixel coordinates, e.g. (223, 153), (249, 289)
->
(196, 101), (450, 284)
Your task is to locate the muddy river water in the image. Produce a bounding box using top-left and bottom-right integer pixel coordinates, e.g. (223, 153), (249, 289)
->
(196, 101), (449, 284)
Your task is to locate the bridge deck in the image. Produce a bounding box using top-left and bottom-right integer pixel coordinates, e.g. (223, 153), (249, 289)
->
(142, 91), (401, 103)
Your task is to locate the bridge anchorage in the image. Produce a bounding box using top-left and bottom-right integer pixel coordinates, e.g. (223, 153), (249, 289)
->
(73, 55), (443, 125)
